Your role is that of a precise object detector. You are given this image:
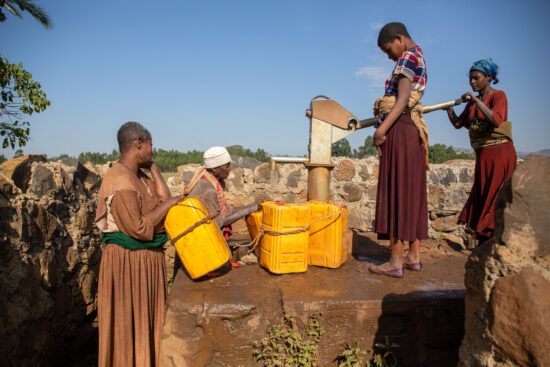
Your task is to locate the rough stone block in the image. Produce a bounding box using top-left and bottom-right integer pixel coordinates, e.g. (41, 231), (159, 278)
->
(342, 182), (363, 202)
(333, 159), (355, 181)
(29, 165), (56, 197)
(0, 154), (47, 192)
(433, 214), (459, 232)
(489, 268), (550, 366)
(253, 163), (273, 184)
(496, 155), (550, 256)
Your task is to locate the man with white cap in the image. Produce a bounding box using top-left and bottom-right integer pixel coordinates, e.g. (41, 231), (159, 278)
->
(183, 146), (260, 240)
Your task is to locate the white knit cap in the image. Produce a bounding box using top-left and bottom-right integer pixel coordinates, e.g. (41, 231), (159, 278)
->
(203, 146), (232, 168)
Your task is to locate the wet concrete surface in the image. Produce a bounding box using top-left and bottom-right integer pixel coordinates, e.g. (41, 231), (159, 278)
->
(161, 232), (467, 366)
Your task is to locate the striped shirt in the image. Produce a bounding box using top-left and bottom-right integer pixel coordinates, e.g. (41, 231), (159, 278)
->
(384, 46), (427, 96)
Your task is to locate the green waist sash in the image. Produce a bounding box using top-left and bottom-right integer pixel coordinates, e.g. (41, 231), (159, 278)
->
(102, 231), (168, 250)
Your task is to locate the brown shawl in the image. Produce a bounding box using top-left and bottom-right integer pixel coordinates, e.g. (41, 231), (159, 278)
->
(95, 162), (163, 237)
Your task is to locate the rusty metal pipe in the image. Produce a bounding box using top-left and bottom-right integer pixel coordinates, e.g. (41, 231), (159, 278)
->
(270, 157), (309, 164)
(307, 166), (331, 201)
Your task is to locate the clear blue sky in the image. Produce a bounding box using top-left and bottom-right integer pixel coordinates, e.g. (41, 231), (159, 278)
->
(2, 0), (549, 159)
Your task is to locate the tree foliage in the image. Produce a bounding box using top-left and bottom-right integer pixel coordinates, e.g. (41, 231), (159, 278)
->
(0, 153), (6, 163)
(77, 149), (120, 165)
(226, 144), (270, 162)
(0, 0), (53, 28)
(332, 136), (378, 158)
(428, 143), (474, 163)
(0, 57), (51, 149)
(152, 148), (203, 172)
(355, 135), (377, 158)
(13, 148), (23, 158)
(331, 138), (352, 157)
(330, 138), (474, 163)
(75, 145), (269, 172)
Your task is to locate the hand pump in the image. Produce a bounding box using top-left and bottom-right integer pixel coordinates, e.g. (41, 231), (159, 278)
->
(270, 96), (466, 201)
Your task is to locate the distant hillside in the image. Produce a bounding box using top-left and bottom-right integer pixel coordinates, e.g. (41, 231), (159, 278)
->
(517, 149), (550, 159)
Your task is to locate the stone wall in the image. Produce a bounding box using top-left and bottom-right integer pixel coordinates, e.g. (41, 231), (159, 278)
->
(0, 156), (102, 366)
(169, 157), (476, 248)
(0, 154), (481, 366)
(459, 155), (550, 367)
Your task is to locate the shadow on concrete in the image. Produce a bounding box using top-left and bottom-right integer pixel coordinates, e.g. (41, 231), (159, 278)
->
(372, 290), (465, 367)
(352, 230), (391, 261)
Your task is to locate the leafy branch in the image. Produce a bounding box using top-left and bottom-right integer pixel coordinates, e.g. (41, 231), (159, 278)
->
(0, 57), (50, 149)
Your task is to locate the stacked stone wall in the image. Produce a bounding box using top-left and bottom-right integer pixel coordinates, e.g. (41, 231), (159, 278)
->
(4, 154), (546, 367)
(170, 157), (476, 248)
(0, 156), (102, 366)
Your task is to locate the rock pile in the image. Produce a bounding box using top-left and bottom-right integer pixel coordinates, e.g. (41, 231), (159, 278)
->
(0, 156), (102, 366)
(459, 155), (550, 366)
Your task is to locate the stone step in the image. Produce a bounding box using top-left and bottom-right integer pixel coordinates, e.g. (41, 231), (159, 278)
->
(161, 233), (466, 367)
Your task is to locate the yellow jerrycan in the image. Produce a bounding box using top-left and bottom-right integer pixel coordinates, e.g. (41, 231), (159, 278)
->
(245, 209), (264, 256)
(307, 201), (350, 268)
(164, 196), (231, 279)
(259, 201), (309, 274)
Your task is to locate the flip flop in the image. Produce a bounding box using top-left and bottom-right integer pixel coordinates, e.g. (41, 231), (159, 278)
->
(368, 265), (404, 278)
(403, 262), (422, 271)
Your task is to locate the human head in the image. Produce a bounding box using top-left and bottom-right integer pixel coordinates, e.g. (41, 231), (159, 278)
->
(204, 146), (232, 179)
(377, 22), (412, 61)
(117, 121), (151, 153)
(470, 58), (499, 84)
(377, 22), (411, 47)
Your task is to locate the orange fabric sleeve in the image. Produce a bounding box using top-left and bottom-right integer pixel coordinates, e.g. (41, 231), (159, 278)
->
(489, 90), (507, 126)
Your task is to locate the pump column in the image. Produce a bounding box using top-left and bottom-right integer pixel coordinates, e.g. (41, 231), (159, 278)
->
(306, 116), (335, 201)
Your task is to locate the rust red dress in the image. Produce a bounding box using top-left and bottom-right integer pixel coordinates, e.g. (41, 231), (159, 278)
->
(375, 114), (429, 242)
(457, 90), (517, 240)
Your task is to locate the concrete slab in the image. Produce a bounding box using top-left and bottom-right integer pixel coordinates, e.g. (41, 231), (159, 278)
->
(161, 233), (467, 366)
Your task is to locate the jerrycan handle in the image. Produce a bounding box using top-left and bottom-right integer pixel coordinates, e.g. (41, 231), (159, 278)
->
(168, 195), (221, 243)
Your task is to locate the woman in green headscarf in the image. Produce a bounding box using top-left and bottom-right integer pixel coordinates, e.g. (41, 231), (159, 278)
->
(446, 58), (517, 244)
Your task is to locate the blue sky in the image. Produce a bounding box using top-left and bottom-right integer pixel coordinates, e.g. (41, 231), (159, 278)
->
(2, 0), (549, 159)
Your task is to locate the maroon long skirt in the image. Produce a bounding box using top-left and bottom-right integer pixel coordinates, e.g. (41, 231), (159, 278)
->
(458, 141), (516, 240)
(375, 115), (428, 242)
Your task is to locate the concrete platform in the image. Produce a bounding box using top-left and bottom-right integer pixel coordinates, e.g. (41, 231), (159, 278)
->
(160, 233), (467, 366)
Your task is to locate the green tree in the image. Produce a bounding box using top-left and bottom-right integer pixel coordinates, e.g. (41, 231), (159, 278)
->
(13, 148), (23, 158)
(0, 0), (53, 28)
(0, 153), (6, 163)
(1, 57), (51, 149)
(428, 143), (474, 163)
(226, 144), (270, 163)
(356, 135), (377, 158)
(1, 1), (52, 150)
(332, 138), (352, 157)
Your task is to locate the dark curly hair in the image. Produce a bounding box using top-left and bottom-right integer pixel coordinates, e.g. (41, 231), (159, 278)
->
(377, 22), (411, 47)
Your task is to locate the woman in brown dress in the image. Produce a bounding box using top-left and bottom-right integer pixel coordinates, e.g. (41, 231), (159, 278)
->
(95, 122), (182, 367)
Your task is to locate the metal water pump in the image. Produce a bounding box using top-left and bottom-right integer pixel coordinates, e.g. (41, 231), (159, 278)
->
(270, 96), (466, 201)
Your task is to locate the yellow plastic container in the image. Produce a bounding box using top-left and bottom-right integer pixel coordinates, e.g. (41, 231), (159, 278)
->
(307, 201), (350, 268)
(259, 202), (309, 274)
(245, 210), (263, 255)
(164, 197), (231, 279)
